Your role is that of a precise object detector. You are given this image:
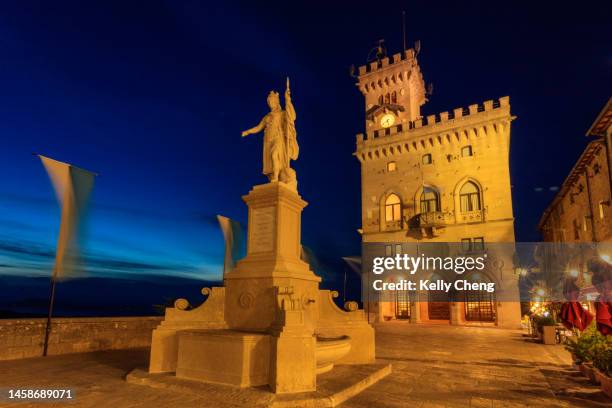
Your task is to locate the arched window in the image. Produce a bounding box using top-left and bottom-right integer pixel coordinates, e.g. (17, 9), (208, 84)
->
(459, 182), (481, 212)
(420, 187), (439, 213)
(391, 91), (397, 104)
(378, 95), (383, 105)
(385, 194), (401, 222)
(384, 93), (390, 104)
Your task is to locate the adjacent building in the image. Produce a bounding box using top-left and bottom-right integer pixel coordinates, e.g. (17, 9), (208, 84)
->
(354, 48), (521, 328)
(539, 98), (612, 243)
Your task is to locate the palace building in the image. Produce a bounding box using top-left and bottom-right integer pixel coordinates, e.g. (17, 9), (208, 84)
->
(354, 47), (522, 328)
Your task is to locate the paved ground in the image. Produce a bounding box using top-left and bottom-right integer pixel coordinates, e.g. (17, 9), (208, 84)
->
(351, 323), (611, 407)
(0, 324), (609, 407)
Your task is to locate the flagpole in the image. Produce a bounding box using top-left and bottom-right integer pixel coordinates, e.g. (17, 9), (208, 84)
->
(42, 269), (57, 356)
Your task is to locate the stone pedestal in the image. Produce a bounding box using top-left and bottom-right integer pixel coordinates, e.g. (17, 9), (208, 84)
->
(269, 310), (316, 394)
(224, 182), (320, 332)
(176, 330), (270, 387)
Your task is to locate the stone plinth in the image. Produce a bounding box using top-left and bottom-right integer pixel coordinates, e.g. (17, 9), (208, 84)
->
(224, 182), (320, 332)
(176, 330), (270, 387)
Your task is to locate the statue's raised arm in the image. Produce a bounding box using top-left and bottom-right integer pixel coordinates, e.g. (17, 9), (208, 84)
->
(241, 78), (299, 191)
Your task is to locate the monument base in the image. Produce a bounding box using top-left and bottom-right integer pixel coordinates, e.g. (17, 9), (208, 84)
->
(128, 363), (392, 407)
(175, 330), (270, 387)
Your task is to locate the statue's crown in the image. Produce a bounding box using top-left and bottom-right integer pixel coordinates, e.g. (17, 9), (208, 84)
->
(267, 91), (280, 103)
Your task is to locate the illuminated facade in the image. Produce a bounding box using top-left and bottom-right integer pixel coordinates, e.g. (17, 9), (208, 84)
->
(354, 48), (521, 328)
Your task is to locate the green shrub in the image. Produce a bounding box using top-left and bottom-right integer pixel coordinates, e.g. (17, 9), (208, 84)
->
(591, 337), (612, 376)
(565, 323), (610, 370)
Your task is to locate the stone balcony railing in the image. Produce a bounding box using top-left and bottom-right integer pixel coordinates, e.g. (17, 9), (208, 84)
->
(458, 210), (484, 224)
(416, 211), (454, 228)
(384, 220), (403, 231)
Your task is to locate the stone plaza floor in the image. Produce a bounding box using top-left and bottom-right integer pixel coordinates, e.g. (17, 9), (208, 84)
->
(0, 324), (610, 407)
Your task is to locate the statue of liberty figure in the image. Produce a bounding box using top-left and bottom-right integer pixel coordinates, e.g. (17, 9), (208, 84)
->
(241, 78), (299, 190)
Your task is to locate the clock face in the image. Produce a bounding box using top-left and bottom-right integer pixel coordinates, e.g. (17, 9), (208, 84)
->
(380, 113), (395, 128)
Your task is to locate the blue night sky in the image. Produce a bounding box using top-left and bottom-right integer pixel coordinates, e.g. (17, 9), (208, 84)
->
(0, 1), (610, 311)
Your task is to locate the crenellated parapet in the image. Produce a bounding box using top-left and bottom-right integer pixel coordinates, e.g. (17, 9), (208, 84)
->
(357, 49), (422, 94)
(355, 96), (514, 162)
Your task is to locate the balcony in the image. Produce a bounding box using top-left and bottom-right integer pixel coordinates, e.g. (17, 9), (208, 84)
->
(384, 220), (403, 231)
(417, 211), (453, 228)
(409, 211), (453, 238)
(459, 210), (484, 224)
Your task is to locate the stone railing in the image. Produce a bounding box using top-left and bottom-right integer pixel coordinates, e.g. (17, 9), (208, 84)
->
(458, 210), (484, 224)
(0, 316), (162, 361)
(416, 211), (453, 228)
(384, 220), (403, 231)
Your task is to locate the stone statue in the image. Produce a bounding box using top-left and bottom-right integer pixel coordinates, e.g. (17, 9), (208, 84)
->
(241, 78), (299, 189)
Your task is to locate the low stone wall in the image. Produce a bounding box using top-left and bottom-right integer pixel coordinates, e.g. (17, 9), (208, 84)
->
(0, 316), (162, 360)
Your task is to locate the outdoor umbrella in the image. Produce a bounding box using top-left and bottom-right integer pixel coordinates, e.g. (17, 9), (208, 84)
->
(559, 279), (593, 331)
(588, 257), (612, 335)
(594, 300), (612, 336)
(559, 302), (593, 331)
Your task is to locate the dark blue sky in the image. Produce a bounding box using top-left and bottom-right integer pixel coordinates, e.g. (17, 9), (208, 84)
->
(0, 0), (610, 283)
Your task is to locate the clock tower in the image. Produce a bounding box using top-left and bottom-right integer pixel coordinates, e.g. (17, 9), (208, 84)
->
(356, 48), (426, 131)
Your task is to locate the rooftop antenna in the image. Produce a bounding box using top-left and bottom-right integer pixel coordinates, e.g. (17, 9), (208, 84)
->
(402, 10), (407, 52)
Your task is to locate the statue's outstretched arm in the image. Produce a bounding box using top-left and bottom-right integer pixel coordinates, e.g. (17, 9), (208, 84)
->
(241, 116), (266, 137)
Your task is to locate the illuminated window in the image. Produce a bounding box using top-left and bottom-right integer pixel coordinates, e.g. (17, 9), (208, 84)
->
(461, 237), (485, 252)
(420, 187), (439, 213)
(387, 161), (397, 172)
(422, 154), (432, 165)
(395, 244), (402, 254)
(385, 194), (402, 222)
(459, 181), (481, 212)
(599, 201), (606, 219)
(385, 245), (392, 256)
(461, 145), (473, 157)
(473, 237), (485, 251)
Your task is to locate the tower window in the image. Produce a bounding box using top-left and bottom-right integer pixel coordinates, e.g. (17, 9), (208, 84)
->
(461, 145), (473, 157)
(391, 91), (397, 104)
(385, 194), (402, 222)
(378, 95), (383, 105)
(459, 181), (481, 212)
(387, 161), (397, 172)
(384, 93), (390, 104)
(599, 201), (606, 219)
(422, 154), (432, 165)
(420, 187), (439, 213)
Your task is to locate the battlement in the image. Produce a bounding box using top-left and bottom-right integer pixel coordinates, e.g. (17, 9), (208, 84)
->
(357, 96), (510, 144)
(358, 49), (417, 76)
(356, 49), (423, 97)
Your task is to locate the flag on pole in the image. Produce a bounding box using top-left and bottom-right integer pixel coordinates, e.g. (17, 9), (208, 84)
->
(342, 256), (362, 276)
(216, 215), (244, 276)
(39, 155), (96, 280)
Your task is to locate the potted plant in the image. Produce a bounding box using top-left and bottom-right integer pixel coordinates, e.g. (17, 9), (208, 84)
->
(565, 324), (608, 385)
(535, 316), (557, 344)
(591, 337), (612, 397)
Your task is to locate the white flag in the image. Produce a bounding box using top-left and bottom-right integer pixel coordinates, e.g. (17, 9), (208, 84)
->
(39, 155), (96, 280)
